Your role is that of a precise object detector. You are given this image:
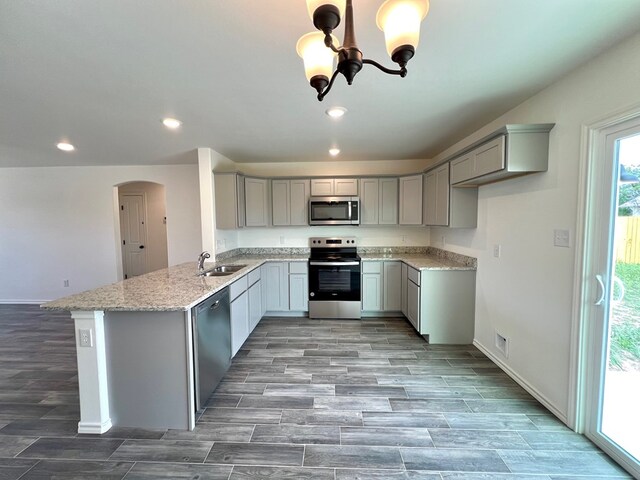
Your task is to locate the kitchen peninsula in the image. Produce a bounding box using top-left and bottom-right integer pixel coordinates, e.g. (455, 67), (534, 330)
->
(43, 248), (475, 434)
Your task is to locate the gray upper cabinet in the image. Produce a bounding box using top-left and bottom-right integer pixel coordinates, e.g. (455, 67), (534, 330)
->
(244, 177), (269, 227)
(360, 177), (398, 225)
(423, 165), (449, 227)
(214, 173), (245, 230)
(311, 178), (358, 196)
(449, 124), (554, 186)
(272, 179), (310, 226)
(290, 179), (311, 225)
(271, 179), (290, 226)
(399, 175), (423, 225)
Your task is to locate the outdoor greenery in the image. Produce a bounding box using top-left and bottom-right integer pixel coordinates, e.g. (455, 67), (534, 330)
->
(617, 165), (640, 216)
(610, 262), (640, 369)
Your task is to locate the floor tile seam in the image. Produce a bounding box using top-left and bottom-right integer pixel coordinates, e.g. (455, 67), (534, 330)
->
(15, 458), (41, 480)
(9, 434), (71, 457)
(120, 460), (137, 479)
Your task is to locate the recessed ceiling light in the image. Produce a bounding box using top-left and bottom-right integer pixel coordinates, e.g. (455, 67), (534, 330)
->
(56, 142), (75, 152)
(326, 107), (347, 119)
(329, 148), (341, 157)
(162, 117), (182, 129)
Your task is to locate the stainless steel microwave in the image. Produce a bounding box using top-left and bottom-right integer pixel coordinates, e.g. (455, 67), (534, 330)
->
(309, 196), (360, 225)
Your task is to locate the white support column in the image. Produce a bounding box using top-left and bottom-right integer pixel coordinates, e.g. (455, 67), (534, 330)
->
(71, 310), (112, 434)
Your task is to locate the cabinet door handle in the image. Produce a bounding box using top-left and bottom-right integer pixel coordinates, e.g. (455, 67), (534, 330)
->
(594, 275), (605, 306)
(210, 301), (220, 310)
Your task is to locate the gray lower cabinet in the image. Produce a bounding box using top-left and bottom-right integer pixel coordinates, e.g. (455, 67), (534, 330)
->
(263, 262), (289, 312)
(289, 262), (308, 311)
(248, 272), (262, 333)
(383, 261), (402, 311)
(362, 261), (402, 312)
(406, 275), (420, 331)
(401, 263), (408, 316)
(401, 265), (476, 344)
(230, 275), (250, 356)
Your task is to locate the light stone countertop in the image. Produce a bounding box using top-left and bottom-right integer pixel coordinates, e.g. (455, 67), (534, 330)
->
(359, 253), (476, 271)
(41, 251), (474, 313)
(42, 255), (308, 313)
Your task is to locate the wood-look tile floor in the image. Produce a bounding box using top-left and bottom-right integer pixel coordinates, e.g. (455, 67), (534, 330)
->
(0, 304), (632, 479)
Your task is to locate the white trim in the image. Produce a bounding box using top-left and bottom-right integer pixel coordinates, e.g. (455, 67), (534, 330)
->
(474, 339), (568, 425)
(184, 310), (196, 431)
(71, 310), (112, 435)
(78, 419), (113, 435)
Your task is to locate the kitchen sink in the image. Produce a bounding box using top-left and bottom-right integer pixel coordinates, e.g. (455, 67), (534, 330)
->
(199, 264), (247, 277)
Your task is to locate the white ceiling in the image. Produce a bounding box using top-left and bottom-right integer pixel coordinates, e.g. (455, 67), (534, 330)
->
(2, 0), (640, 167)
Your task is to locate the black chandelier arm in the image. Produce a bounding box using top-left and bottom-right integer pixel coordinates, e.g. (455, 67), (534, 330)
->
(362, 58), (408, 78)
(317, 69), (341, 102)
(323, 33), (342, 54)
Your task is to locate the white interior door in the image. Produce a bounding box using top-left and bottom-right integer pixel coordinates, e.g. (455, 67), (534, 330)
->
(120, 194), (148, 278)
(583, 117), (640, 478)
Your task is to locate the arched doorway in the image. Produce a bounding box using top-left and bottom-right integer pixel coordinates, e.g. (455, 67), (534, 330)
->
(115, 181), (168, 279)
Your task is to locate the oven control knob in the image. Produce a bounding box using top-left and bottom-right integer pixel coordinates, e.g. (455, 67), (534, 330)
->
(310, 292), (315, 297)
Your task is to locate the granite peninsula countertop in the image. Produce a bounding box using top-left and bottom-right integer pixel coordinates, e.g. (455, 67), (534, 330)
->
(42, 249), (475, 313)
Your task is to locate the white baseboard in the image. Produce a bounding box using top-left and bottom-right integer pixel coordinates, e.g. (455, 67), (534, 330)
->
(77, 419), (112, 435)
(473, 339), (569, 426)
(0, 300), (51, 305)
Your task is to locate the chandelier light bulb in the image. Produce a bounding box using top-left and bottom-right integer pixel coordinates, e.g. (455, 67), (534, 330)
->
(296, 32), (340, 82)
(329, 147), (341, 157)
(377, 0), (430, 57)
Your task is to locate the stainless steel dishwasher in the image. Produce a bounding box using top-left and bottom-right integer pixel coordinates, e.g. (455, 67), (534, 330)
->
(192, 288), (231, 411)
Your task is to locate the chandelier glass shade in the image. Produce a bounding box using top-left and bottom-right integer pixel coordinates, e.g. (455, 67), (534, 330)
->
(297, 0), (429, 101)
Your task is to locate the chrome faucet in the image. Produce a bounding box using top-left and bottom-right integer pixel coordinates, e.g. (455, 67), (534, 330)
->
(197, 251), (211, 272)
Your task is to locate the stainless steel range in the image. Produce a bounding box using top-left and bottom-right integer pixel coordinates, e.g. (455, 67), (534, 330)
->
(308, 237), (361, 319)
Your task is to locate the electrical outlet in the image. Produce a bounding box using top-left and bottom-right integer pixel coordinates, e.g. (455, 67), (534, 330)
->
(495, 332), (508, 357)
(441, 235), (446, 246)
(78, 329), (93, 348)
(493, 244), (501, 258)
(63, 279), (70, 288)
(402, 235), (407, 243)
(280, 236), (285, 245)
(554, 229), (571, 248)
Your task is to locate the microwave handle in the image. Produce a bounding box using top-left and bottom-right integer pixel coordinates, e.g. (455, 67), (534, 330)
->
(348, 201), (352, 219)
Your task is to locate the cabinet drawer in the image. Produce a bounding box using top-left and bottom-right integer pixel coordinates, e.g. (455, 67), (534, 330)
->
(407, 266), (420, 286)
(289, 262), (308, 274)
(247, 267), (261, 287)
(229, 275), (248, 302)
(362, 261), (382, 274)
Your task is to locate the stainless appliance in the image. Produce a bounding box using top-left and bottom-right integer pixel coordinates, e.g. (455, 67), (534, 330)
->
(308, 237), (361, 319)
(192, 288), (231, 411)
(309, 196), (360, 225)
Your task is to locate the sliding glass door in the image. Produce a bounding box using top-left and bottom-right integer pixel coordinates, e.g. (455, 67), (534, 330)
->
(584, 117), (640, 478)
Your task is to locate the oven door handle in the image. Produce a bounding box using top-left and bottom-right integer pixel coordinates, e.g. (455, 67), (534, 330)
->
(309, 261), (360, 266)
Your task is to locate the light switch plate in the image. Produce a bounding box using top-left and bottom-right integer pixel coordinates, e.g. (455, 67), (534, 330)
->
(554, 229), (571, 248)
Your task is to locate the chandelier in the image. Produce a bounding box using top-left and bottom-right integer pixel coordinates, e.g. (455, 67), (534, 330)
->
(296, 0), (429, 101)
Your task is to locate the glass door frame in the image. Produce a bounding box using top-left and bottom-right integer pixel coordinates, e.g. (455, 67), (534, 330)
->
(572, 107), (640, 478)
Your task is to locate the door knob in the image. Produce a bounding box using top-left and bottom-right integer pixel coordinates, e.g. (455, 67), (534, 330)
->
(139, 245), (145, 249)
